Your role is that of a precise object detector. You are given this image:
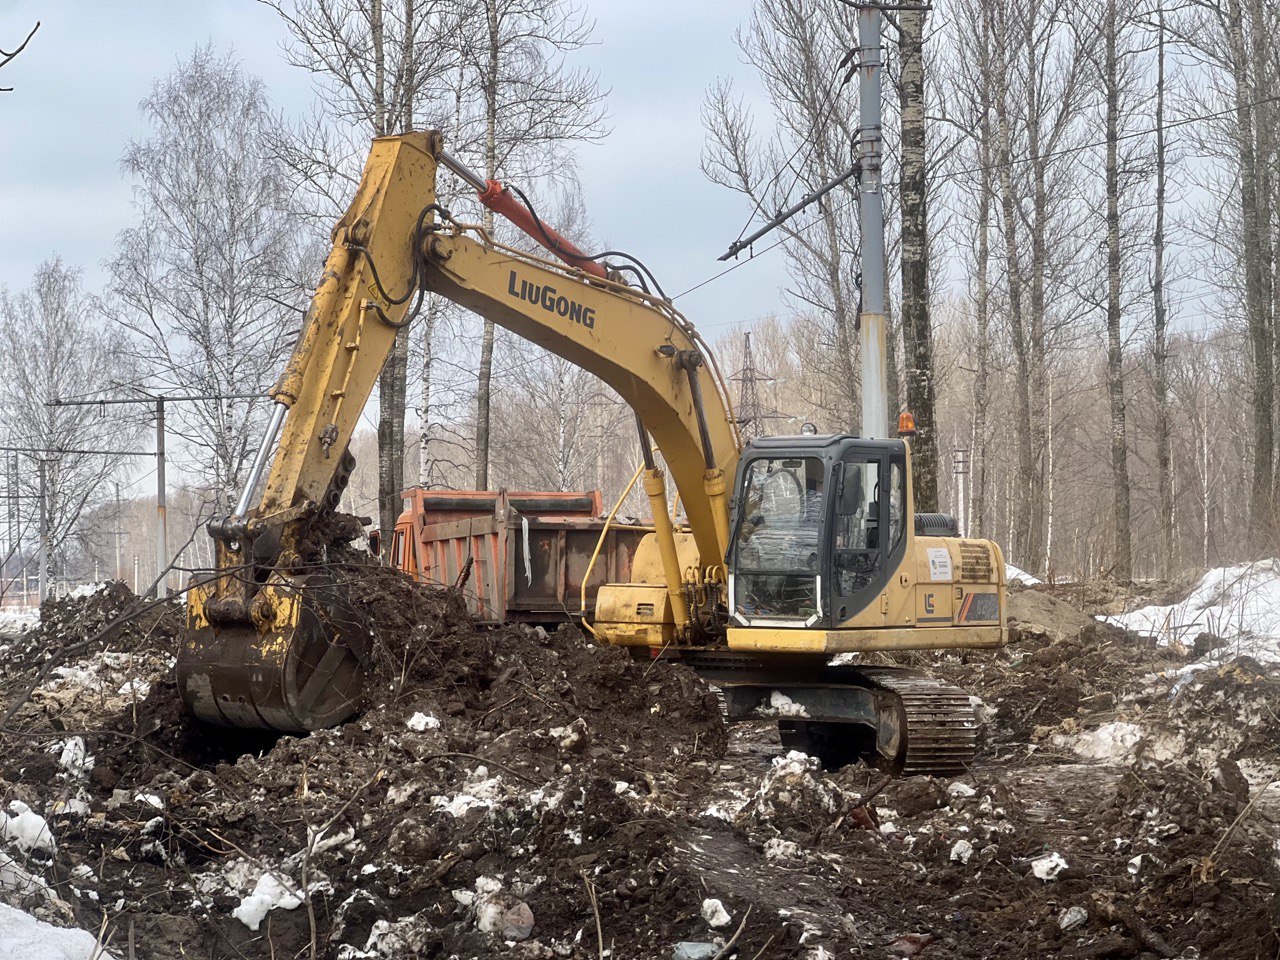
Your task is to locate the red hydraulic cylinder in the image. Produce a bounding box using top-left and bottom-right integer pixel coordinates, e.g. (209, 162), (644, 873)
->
(477, 180), (607, 279)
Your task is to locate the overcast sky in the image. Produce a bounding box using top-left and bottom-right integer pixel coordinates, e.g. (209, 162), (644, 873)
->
(0, 0), (784, 335)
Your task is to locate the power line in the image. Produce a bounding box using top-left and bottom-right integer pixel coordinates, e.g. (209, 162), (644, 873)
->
(0, 444), (153, 458)
(678, 90), (1280, 302)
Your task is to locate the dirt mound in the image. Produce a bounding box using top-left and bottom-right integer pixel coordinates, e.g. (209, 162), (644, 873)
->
(937, 603), (1185, 756)
(1, 574), (1279, 959)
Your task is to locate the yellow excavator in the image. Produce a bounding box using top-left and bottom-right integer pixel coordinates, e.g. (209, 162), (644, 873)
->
(177, 131), (1006, 774)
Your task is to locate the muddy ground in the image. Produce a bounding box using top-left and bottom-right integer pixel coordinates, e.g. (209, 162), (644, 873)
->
(0, 571), (1276, 959)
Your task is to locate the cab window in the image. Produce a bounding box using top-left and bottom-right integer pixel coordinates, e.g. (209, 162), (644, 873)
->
(733, 456), (825, 620)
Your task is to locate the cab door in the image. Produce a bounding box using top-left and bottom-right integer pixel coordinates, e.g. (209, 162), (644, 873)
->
(828, 447), (908, 624)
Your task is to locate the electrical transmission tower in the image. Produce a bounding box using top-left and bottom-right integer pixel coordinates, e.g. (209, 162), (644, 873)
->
(732, 332), (785, 438)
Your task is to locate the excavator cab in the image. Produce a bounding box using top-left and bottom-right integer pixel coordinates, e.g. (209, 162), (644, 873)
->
(728, 435), (910, 629)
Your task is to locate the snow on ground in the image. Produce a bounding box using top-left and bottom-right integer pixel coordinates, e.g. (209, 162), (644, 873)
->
(1105, 559), (1280, 662)
(65, 583), (108, 600)
(0, 902), (117, 960)
(1006, 563), (1042, 585)
(0, 607), (38, 636)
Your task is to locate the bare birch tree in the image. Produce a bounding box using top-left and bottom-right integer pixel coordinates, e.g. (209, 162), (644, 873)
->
(0, 259), (140, 573)
(109, 46), (302, 506)
(450, 0), (606, 489)
(264, 0), (459, 544)
(895, 6), (940, 509)
(1177, 0), (1279, 543)
(702, 0), (862, 429)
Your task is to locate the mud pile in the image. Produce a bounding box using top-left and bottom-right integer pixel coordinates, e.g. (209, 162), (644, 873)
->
(0, 573), (1278, 959)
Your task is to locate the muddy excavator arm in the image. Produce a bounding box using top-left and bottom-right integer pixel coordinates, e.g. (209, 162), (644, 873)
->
(181, 130), (742, 730)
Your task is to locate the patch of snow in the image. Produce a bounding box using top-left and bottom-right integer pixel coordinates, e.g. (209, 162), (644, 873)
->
(764, 838), (801, 861)
(232, 873), (303, 931)
(0, 902), (117, 960)
(771, 750), (818, 778)
(67, 582), (109, 599)
(1057, 721), (1144, 763)
(1006, 563), (1041, 585)
(1105, 560), (1280, 661)
(431, 773), (505, 817)
(947, 781), (977, 799)
(135, 793), (164, 811)
(116, 679), (150, 698)
(0, 850), (52, 898)
(701, 898), (731, 928)
(758, 690), (810, 718)
(0, 607), (39, 635)
(701, 803), (738, 821)
(406, 712), (440, 732)
(1, 801), (55, 854)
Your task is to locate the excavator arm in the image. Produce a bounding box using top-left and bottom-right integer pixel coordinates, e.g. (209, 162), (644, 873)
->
(180, 131), (741, 730)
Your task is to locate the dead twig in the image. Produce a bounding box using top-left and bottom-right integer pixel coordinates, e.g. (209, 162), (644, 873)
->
(711, 904), (752, 960)
(581, 870), (605, 960)
(1097, 901), (1176, 959)
(1203, 776), (1277, 879)
(851, 774), (893, 809)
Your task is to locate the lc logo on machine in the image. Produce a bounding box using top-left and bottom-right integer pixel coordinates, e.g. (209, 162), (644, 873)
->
(507, 271), (596, 329)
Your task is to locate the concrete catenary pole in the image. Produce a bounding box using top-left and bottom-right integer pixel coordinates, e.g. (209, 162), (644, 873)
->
(857, 5), (889, 439)
(37, 458), (47, 604)
(155, 398), (168, 598)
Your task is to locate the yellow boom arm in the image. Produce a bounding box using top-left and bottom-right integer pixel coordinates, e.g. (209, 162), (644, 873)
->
(198, 131), (740, 653)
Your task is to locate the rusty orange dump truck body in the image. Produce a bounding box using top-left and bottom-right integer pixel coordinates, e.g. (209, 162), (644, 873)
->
(389, 488), (649, 624)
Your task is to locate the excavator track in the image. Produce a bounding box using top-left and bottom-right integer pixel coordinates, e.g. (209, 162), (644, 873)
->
(666, 650), (977, 776)
(849, 667), (977, 776)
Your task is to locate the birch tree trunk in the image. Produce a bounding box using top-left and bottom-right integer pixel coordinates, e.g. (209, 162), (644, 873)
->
(1152, 0), (1174, 577)
(897, 7), (939, 510)
(1103, 0), (1132, 578)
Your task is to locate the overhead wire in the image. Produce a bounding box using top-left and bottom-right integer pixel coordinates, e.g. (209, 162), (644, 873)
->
(676, 90), (1280, 302)
(725, 25), (864, 249)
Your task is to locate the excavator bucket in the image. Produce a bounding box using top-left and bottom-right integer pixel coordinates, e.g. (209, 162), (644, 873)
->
(178, 574), (371, 732)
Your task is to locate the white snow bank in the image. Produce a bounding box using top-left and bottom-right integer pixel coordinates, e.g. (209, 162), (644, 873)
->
(758, 691), (809, 718)
(0, 902), (117, 960)
(0, 607), (38, 635)
(66, 582), (108, 600)
(1055, 721), (1144, 763)
(1105, 560), (1280, 661)
(1006, 563), (1041, 585)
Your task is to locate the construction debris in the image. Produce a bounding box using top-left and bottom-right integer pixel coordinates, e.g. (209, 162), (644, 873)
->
(0, 571), (1276, 957)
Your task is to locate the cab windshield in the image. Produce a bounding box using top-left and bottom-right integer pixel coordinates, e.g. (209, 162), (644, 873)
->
(732, 456), (825, 621)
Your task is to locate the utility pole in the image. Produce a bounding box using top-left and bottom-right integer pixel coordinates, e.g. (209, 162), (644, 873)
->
(114, 481), (123, 581)
(155, 398), (168, 597)
(857, 4), (888, 439)
(952, 446), (971, 537)
(36, 459), (47, 604)
(48, 391), (259, 599)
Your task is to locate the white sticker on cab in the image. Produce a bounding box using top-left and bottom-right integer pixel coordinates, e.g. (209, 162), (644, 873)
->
(927, 546), (953, 582)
